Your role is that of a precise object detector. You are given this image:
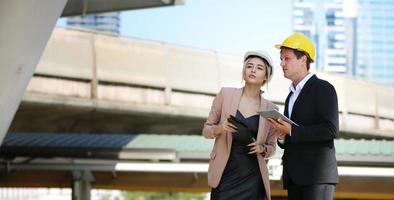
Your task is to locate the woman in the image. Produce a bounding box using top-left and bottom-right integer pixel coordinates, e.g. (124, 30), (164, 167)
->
(203, 50), (277, 200)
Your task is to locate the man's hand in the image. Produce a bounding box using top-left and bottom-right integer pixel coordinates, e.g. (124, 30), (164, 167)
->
(267, 118), (292, 140)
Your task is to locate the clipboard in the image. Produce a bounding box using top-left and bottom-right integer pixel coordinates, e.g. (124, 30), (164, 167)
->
(257, 110), (299, 126)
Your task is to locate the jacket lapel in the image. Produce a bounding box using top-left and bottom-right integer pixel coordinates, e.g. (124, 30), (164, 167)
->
(284, 92), (292, 118)
(257, 93), (268, 143)
(291, 75), (317, 119)
(227, 87), (243, 151)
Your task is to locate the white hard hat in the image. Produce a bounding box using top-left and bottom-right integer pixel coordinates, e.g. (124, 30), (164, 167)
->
(244, 50), (274, 83)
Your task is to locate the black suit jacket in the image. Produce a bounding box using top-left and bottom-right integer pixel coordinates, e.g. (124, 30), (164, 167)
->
(278, 75), (339, 188)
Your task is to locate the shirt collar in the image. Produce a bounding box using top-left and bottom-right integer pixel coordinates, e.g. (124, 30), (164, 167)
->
(289, 73), (314, 93)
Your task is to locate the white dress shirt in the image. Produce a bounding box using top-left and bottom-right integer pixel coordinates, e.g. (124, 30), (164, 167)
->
(279, 73), (314, 143)
(288, 73), (314, 119)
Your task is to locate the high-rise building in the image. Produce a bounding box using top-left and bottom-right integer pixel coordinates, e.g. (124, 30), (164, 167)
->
(292, 1), (319, 68)
(67, 12), (120, 34)
(357, 0), (394, 86)
(324, 1), (348, 73)
(292, 0), (348, 73)
(292, 0), (394, 86)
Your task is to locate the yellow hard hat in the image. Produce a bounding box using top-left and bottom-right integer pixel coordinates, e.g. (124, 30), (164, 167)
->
(275, 32), (315, 63)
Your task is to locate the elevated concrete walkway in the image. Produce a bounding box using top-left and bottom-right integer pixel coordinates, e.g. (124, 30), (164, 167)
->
(10, 28), (394, 138)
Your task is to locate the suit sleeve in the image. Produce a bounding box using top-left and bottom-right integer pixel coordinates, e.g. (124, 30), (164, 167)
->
(202, 88), (224, 139)
(290, 82), (339, 143)
(277, 92), (292, 149)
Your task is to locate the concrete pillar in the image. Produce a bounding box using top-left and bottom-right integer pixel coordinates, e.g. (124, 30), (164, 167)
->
(0, 0), (67, 144)
(72, 170), (95, 200)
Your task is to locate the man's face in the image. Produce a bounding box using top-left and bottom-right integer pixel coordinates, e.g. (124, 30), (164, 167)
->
(280, 48), (305, 81)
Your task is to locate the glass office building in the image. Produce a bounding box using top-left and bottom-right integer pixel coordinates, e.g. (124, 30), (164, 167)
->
(67, 12), (120, 34)
(357, 0), (394, 86)
(292, 0), (394, 86)
(293, 0), (348, 73)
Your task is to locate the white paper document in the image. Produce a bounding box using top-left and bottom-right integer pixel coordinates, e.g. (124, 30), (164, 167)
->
(257, 110), (299, 126)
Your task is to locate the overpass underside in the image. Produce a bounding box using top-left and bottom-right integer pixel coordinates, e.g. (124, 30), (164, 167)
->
(9, 76), (208, 135)
(61, 0), (183, 17)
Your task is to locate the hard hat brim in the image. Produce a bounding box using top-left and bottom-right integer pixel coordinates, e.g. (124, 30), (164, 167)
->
(274, 44), (282, 49)
(274, 44), (314, 63)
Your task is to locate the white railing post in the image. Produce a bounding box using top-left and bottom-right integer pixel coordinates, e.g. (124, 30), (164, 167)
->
(90, 33), (98, 99)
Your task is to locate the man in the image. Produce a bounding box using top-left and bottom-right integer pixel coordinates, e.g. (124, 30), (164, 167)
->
(267, 32), (339, 200)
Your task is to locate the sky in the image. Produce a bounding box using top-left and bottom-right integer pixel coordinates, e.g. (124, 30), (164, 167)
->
(58, 0), (293, 57)
(120, 0), (293, 55)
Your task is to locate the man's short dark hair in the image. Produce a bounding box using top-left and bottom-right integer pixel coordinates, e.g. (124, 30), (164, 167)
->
(282, 47), (312, 70)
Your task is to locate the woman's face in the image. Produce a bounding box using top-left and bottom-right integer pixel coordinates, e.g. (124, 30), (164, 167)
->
(243, 57), (268, 86)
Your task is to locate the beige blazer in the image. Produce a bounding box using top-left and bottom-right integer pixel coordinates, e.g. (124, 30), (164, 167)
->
(203, 87), (277, 200)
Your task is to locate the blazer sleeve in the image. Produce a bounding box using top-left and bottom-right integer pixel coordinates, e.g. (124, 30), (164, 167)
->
(290, 82), (339, 143)
(202, 88), (224, 139)
(264, 120), (277, 158)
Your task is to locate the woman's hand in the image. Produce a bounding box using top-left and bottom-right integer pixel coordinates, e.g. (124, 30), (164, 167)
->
(214, 120), (237, 137)
(248, 141), (265, 155)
